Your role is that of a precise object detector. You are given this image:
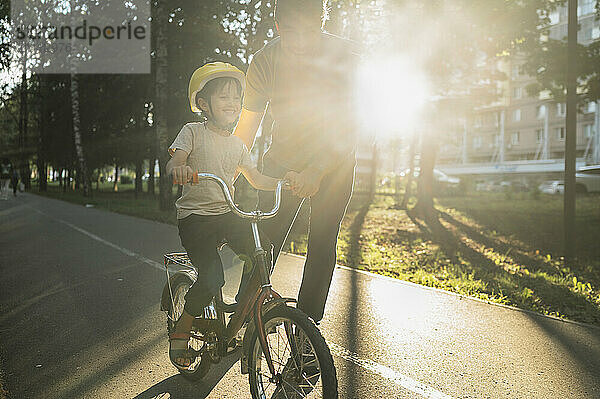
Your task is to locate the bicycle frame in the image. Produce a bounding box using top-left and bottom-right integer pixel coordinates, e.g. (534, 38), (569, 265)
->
(173, 173), (289, 378)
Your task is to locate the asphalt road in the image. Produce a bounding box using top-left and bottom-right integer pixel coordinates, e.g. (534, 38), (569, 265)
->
(1, 193), (599, 399)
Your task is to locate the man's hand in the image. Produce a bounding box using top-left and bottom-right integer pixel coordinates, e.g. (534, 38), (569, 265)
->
(287, 168), (324, 198)
(172, 165), (194, 185)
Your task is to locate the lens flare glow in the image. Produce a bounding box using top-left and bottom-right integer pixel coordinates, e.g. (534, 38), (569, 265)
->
(355, 56), (430, 138)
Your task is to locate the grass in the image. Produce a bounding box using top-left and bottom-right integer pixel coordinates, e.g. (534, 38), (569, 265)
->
(286, 192), (600, 326)
(31, 183), (600, 325)
(34, 182), (177, 224)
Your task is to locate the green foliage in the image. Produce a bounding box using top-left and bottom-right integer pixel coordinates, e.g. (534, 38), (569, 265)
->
(288, 193), (600, 325)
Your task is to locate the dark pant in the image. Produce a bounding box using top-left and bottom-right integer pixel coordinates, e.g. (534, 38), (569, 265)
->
(178, 212), (258, 316)
(259, 155), (355, 322)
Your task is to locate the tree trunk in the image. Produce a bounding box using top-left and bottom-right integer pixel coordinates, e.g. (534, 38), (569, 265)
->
(37, 75), (48, 192)
(400, 134), (418, 209)
(96, 170), (100, 191)
(414, 131), (438, 220)
(70, 73), (90, 196)
(154, 0), (172, 210)
(113, 165), (119, 192)
(58, 168), (63, 189)
(37, 162), (47, 192)
(147, 158), (155, 195)
(134, 159), (143, 199)
(75, 168), (81, 190)
(18, 42), (31, 190)
(368, 144), (378, 203)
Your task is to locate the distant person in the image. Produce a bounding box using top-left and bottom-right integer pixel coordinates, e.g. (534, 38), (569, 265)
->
(165, 62), (294, 369)
(11, 168), (19, 197)
(234, 0), (359, 324)
(0, 158), (11, 200)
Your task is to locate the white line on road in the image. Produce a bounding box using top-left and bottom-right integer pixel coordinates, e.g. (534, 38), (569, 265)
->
(31, 206), (453, 399)
(328, 342), (453, 399)
(30, 207), (164, 271)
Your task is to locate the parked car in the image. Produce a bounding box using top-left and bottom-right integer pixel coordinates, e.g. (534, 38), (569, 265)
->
(500, 180), (529, 192)
(538, 180), (564, 195)
(576, 165), (600, 193)
(475, 180), (504, 192)
(399, 168), (460, 194)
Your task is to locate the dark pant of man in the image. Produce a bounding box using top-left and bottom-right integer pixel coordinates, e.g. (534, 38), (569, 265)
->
(259, 154), (355, 323)
(178, 212), (260, 316)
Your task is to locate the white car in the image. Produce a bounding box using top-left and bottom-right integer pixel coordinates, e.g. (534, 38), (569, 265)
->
(538, 180), (564, 195)
(576, 165), (600, 193)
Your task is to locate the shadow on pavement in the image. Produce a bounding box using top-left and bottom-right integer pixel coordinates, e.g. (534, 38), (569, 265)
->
(343, 198), (372, 399)
(407, 207), (600, 389)
(406, 208), (600, 326)
(134, 352), (240, 399)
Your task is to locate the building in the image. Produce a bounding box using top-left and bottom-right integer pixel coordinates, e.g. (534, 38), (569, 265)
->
(437, 2), (600, 179)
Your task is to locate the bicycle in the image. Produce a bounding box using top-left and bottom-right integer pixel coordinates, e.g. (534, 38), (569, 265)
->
(160, 172), (338, 398)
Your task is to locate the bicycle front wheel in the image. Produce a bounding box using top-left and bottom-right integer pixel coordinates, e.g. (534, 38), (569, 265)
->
(247, 305), (338, 399)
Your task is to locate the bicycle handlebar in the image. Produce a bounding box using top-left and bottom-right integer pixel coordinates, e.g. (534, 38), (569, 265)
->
(176, 172), (285, 220)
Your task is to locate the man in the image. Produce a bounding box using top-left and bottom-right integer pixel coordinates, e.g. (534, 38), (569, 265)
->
(234, 0), (359, 323)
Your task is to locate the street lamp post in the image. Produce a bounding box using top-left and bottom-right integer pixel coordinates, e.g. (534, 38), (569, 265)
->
(564, 0), (578, 263)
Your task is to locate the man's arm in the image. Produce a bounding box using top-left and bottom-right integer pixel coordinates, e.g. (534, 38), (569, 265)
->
(234, 108), (265, 150)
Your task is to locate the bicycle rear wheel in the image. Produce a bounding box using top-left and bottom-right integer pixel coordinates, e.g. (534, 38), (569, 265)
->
(165, 276), (211, 380)
(247, 305), (338, 398)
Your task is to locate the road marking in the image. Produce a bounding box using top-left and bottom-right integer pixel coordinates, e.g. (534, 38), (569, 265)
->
(30, 205), (453, 398)
(328, 342), (453, 399)
(30, 207), (164, 271)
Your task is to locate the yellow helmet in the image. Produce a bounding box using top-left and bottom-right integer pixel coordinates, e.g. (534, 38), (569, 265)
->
(188, 62), (245, 113)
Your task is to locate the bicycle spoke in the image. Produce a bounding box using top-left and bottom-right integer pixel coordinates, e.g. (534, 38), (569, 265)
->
(281, 378), (308, 397)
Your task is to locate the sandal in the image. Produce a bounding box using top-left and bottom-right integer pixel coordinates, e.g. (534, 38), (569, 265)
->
(169, 332), (198, 369)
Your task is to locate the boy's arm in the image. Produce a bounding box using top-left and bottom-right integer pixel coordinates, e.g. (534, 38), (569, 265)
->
(238, 165), (280, 191)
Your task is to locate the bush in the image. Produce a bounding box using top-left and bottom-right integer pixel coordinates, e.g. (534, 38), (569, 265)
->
(120, 175), (133, 184)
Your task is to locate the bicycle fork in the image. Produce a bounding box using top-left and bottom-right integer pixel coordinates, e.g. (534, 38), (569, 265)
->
(250, 221), (282, 379)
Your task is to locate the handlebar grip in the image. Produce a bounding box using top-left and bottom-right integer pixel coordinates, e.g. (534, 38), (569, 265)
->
(172, 172), (200, 185)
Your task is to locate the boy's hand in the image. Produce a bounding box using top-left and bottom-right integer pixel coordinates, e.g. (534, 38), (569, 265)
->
(288, 168), (324, 198)
(172, 165), (194, 185)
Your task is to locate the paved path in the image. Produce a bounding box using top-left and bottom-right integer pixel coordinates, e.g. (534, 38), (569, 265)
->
(0, 193), (599, 398)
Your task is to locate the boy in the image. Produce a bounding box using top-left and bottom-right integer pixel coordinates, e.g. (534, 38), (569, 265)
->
(234, 0), (359, 324)
(166, 62), (293, 368)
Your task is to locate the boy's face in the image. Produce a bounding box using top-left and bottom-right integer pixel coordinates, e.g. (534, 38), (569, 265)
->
(204, 81), (242, 129)
(276, 14), (321, 57)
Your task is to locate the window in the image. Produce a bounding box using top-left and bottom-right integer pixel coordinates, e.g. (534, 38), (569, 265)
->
(474, 115), (483, 128)
(494, 134), (501, 147)
(512, 109), (521, 122)
(536, 129), (544, 143)
(556, 102), (566, 117)
(513, 87), (522, 99)
(537, 105), (546, 119)
(556, 127), (566, 140)
(511, 132), (520, 145)
(512, 65), (520, 79)
(584, 124), (594, 138)
(593, 27), (600, 40)
(549, 11), (560, 24)
(586, 101), (597, 113)
(473, 136), (482, 149)
(578, 0), (596, 16)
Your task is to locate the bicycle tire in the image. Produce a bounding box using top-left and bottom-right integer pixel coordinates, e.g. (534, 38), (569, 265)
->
(247, 305), (338, 398)
(165, 276), (211, 381)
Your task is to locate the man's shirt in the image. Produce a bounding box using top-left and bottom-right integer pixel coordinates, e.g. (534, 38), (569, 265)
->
(243, 33), (359, 172)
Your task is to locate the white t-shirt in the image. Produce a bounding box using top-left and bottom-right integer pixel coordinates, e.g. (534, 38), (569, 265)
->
(169, 122), (254, 219)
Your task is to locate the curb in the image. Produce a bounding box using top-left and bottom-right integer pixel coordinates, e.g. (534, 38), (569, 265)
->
(282, 251), (600, 331)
